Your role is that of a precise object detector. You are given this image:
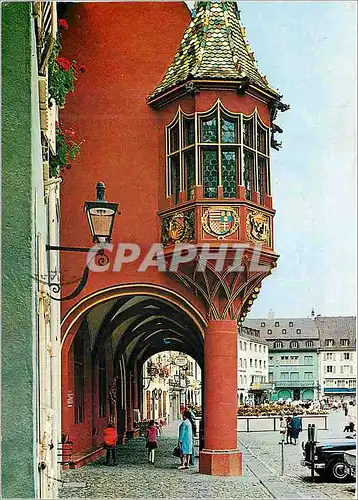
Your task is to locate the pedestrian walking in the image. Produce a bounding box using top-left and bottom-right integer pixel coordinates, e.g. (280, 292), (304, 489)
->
(343, 401), (348, 417)
(290, 413), (302, 445)
(178, 410), (193, 470)
(145, 420), (158, 465)
(284, 416), (292, 444)
(347, 401), (356, 433)
(279, 416), (287, 441)
(103, 423), (118, 465)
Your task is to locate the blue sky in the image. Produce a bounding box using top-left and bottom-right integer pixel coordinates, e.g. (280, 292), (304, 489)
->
(188, 1), (357, 318)
(240, 1), (357, 318)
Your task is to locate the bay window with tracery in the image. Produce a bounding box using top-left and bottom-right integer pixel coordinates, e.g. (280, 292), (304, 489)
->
(165, 103), (270, 205)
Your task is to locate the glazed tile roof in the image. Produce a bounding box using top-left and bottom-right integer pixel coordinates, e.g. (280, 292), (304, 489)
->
(148, 1), (280, 102)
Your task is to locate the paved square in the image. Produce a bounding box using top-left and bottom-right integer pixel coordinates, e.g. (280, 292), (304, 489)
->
(60, 411), (355, 499)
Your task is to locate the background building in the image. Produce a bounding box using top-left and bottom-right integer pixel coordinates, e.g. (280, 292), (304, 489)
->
(238, 326), (270, 404)
(244, 318), (320, 401)
(142, 352), (201, 422)
(316, 316), (356, 401)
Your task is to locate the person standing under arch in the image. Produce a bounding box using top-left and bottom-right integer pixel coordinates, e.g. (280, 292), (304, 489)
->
(178, 411), (193, 469)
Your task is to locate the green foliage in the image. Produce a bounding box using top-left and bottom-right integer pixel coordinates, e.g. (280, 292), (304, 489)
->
(48, 28), (86, 107)
(49, 124), (81, 177)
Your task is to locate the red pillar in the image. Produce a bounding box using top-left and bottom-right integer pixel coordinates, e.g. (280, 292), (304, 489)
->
(199, 319), (242, 476)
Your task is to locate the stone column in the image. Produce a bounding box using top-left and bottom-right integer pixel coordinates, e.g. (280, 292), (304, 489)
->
(133, 364), (139, 410)
(199, 319), (242, 476)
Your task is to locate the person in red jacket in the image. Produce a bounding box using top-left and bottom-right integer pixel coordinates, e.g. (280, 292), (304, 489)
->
(103, 423), (117, 465)
(145, 420), (158, 465)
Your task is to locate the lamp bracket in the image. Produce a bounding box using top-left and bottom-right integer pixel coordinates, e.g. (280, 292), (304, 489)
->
(46, 245), (92, 253)
(45, 247), (109, 301)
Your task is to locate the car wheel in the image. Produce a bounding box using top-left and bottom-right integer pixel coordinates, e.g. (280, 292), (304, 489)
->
(328, 460), (350, 482)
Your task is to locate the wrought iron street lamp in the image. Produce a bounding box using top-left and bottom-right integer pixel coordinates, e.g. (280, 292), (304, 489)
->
(84, 182), (119, 243)
(46, 182), (120, 301)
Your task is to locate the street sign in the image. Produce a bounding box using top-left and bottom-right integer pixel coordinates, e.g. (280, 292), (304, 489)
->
(175, 355), (188, 367)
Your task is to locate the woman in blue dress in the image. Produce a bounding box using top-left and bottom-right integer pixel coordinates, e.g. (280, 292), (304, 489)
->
(178, 410), (193, 469)
(290, 413), (302, 444)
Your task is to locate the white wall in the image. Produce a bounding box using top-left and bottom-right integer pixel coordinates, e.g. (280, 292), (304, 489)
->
(238, 337), (269, 402)
(319, 349), (356, 400)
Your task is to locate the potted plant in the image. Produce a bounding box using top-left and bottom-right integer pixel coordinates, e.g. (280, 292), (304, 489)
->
(48, 19), (86, 107)
(49, 123), (81, 177)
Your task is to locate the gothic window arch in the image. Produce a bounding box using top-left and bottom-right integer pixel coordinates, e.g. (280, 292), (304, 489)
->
(305, 340), (313, 348)
(274, 341), (283, 349)
(165, 102), (270, 204)
(290, 341), (299, 348)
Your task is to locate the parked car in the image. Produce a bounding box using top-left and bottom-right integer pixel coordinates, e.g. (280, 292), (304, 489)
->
(301, 439), (356, 482)
(344, 449), (356, 479)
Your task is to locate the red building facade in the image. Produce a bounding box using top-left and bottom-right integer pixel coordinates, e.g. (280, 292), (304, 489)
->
(59, 1), (287, 475)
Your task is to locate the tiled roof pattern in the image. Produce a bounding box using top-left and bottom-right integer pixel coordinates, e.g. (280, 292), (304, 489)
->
(244, 318), (320, 340)
(148, 1), (280, 101)
(239, 334), (268, 346)
(315, 316), (356, 348)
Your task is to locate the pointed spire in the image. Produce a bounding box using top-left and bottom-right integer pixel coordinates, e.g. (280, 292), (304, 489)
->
(147, 1), (280, 103)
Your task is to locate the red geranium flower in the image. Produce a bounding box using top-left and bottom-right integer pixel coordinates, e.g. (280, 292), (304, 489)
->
(78, 64), (87, 74)
(58, 19), (68, 30)
(56, 57), (71, 72)
(64, 128), (75, 137)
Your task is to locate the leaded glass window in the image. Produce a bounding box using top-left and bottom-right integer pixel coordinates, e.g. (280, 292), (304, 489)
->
(170, 122), (179, 152)
(203, 150), (218, 198)
(166, 104), (270, 205)
(185, 149), (195, 200)
(221, 117), (236, 143)
(201, 115), (218, 142)
(243, 150), (254, 201)
(222, 150), (237, 198)
(184, 117), (195, 146)
(243, 118), (254, 148)
(170, 156), (180, 204)
(166, 111), (195, 203)
(257, 124), (267, 154)
(258, 156), (267, 205)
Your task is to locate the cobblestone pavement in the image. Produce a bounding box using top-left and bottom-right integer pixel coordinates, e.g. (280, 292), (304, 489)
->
(60, 412), (356, 499)
(238, 410), (355, 500)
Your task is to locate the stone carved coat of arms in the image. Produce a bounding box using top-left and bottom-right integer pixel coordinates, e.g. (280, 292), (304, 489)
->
(246, 210), (271, 247)
(202, 207), (239, 239)
(161, 210), (195, 246)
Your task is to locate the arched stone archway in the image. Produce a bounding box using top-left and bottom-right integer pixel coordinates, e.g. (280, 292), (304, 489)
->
(61, 285), (205, 457)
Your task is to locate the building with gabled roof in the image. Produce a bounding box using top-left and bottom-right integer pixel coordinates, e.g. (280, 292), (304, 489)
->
(244, 315), (356, 402)
(315, 316), (356, 401)
(244, 317), (320, 401)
